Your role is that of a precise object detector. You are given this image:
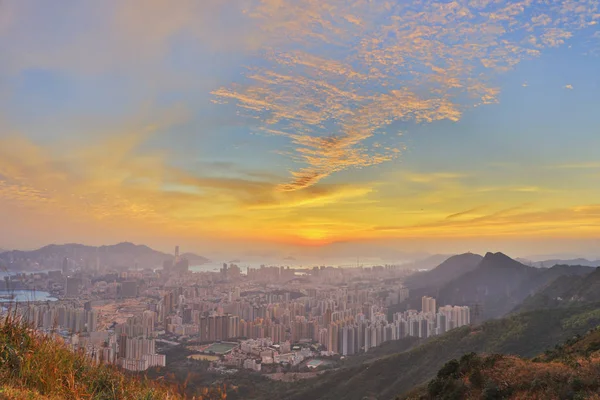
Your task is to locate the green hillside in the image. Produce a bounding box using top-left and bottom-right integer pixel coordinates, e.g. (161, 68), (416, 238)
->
(517, 267), (600, 312)
(402, 326), (600, 400)
(277, 303), (600, 400)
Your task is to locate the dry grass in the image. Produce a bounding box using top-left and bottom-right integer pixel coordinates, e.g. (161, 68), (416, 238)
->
(408, 351), (600, 400)
(0, 312), (224, 400)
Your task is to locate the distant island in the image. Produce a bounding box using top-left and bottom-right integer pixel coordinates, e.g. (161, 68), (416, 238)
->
(0, 242), (209, 273)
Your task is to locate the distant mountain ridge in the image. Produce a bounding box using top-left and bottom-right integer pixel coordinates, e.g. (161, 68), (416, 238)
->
(517, 257), (600, 268)
(0, 242), (209, 271)
(391, 252), (594, 320)
(404, 253), (483, 290)
(433, 252), (594, 319)
(402, 254), (454, 272)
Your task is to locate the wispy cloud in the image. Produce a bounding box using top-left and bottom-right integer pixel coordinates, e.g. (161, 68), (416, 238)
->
(373, 204), (600, 238)
(0, 121), (376, 244)
(446, 206), (487, 220)
(2, 0), (600, 247)
(564, 84), (574, 89)
(214, 0), (600, 190)
(475, 185), (543, 193)
(550, 162), (600, 169)
(405, 172), (467, 184)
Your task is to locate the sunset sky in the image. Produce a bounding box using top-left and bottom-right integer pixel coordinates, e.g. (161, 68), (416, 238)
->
(1, 1), (599, 260)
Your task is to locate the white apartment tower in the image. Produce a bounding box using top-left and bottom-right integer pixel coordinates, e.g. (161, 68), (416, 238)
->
(421, 296), (437, 315)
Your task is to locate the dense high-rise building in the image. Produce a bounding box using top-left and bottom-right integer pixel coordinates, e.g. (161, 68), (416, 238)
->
(118, 333), (128, 359)
(121, 281), (137, 298)
(173, 258), (189, 274)
(142, 310), (156, 338)
(421, 296), (436, 314)
(436, 313), (447, 335)
(65, 277), (81, 297)
(62, 257), (69, 276)
(221, 263), (228, 280)
(86, 310), (98, 333)
(324, 308), (332, 326)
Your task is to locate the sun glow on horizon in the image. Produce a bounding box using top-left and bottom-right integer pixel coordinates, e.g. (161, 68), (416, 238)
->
(0, 0), (599, 255)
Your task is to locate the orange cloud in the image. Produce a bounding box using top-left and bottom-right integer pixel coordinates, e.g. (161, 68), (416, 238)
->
(214, 0), (600, 191)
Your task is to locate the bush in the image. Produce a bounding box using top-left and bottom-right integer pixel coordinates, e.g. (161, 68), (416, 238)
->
(482, 380), (504, 400)
(469, 369), (484, 388)
(442, 381), (467, 400)
(437, 359), (460, 379)
(482, 354), (503, 369)
(529, 378), (547, 391)
(570, 377), (585, 392)
(427, 378), (445, 396)
(459, 352), (480, 374)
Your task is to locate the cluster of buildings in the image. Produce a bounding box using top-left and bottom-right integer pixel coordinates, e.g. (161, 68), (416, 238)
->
(2, 245), (473, 375)
(156, 275), (468, 361)
(162, 246), (190, 274)
(219, 338), (315, 372)
(18, 303), (98, 334)
(12, 302), (165, 372)
(391, 305), (471, 338)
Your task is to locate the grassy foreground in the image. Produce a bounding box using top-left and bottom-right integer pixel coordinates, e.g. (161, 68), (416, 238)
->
(0, 313), (224, 400)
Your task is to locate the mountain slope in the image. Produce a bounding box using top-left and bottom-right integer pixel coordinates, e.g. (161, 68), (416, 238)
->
(0, 242), (209, 271)
(279, 303), (600, 400)
(435, 252), (538, 318)
(435, 253), (593, 319)
(403, 326), (600, 400)
(517, 267), (600, 312)
(404, 253), (483, 290)
(402, 255), (454, 273)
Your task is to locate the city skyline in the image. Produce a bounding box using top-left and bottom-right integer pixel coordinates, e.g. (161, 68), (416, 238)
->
(1, 1), (600, 257)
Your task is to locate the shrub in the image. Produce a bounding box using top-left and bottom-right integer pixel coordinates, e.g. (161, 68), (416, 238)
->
(437, 359), (460, 379)
(459, 352), (480, 374)
(482, 354), (503, 369)
(529, 378), (547, 391)
(482, 380), (504, 400)
(570, 377), (585, 392)
(469, 369), (484, 388)
(427, 377), (445, 396)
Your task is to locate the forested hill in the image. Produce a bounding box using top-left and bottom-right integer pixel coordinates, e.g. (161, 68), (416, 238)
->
(403, 325), (600, 400)
(516, 266), (600, 312)
(276, 302), (600, 400)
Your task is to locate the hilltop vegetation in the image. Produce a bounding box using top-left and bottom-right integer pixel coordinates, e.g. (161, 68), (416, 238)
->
(403, 326), (600, 400)
(0, 314), (225, 400)
(517, 267), (600, 312)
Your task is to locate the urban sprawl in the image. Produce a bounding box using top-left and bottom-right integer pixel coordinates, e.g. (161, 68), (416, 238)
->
(1, 247), (470, 374)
